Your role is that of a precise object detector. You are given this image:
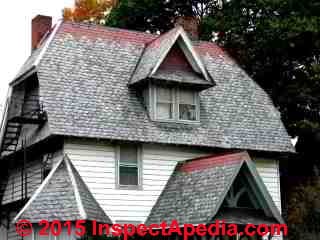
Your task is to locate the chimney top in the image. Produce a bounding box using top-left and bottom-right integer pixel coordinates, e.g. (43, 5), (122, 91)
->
(32, 15), (52, 51)
(175, 16), (199, 40)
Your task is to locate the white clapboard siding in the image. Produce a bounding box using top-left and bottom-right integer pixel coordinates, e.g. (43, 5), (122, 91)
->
(64, 140), (211, 223)
(64, 139), (282, 223)
(253, 157), (282, 212)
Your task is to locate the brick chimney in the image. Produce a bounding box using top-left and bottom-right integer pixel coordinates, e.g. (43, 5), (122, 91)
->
(175, 16), (199, 40)
(32, 15), (52, 51)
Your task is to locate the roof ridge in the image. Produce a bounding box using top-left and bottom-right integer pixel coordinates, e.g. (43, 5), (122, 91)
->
(63, 20), (157, 38)
(64, 155), (87, 219)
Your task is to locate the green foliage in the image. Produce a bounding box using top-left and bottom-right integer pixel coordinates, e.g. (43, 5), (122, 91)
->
(106, 0), (174, 33)
(287, 177), (320, 240)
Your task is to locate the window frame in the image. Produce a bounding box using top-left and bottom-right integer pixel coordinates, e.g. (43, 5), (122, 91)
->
(115, 144), (143, 190)
(153, 85), (200, 123)
(177, 88), (199, 122)
(154, 86), (175, 120)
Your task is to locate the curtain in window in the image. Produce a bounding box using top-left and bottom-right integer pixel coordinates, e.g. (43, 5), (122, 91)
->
(156, 87), (173, 119)
(179, 90), (196, 121)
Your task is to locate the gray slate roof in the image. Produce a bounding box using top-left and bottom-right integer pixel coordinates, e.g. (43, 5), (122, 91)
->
(146, 151), (283, 225)
(14, 155), (111, 223)
(16, 21), (293, 153)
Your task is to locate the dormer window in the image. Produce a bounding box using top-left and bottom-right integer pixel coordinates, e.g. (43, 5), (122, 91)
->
(130, 26), (214, 124)
(178, 89), (197, 121)
(154, 86), (199, 122)
(156, 86), (174, 120)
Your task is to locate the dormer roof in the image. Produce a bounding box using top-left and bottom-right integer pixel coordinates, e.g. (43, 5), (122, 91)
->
(130, 26), (214, 89)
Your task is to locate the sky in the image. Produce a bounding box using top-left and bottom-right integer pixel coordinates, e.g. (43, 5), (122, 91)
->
(0, 0), (74, 115)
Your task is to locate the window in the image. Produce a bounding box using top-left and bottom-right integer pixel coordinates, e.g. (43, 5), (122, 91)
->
(178, 89), (197, 121)
(156, 87), (174, 120)
(117, 145), (141, 189)
(41, 154), (53, 182)
(155, 86), (199, 122)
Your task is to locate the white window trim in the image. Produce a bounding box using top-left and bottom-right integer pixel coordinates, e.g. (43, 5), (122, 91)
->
(153, 85), (200, 123)
(115, 145), (143, 190)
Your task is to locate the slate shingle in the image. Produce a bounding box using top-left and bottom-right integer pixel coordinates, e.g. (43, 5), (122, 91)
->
(16, 21), (293, 153)
(15, 155), (111, 223)
(146, 151), (283, 225)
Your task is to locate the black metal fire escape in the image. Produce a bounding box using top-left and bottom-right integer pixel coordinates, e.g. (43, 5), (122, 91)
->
(0, 94), (47, 156)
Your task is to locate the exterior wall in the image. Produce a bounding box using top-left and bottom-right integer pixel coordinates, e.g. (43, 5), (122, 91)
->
(6, 210), (19, 240)
(64, 139), (283, 223)
(24, 225), (78, 240)
(0, 219), (7, 240)
(253, 157), (282, 212)
(1, 150), (63, 205)
(64, 140), (210, 223)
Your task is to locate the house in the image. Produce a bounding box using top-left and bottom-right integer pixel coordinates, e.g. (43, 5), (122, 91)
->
(0, 15), (294, 240)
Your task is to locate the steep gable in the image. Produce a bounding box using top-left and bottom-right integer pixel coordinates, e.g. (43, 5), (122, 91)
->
(130, 26), (214, 89)
(146, 152), (283, 225)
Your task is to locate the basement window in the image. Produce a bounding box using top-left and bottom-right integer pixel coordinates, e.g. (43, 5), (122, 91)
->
(116, 145), (141, 189)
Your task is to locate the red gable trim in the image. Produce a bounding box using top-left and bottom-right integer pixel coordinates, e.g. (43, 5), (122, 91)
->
(179, 151), (248, 173)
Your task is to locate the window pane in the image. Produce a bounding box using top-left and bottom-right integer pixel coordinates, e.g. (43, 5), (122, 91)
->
(120, 145), (138, 164)
(179, 104), (196, 121)
(157, 103), (173, 119)
(119, 166), (138, 185)
(179, 90), (195, 104)
(157, 87), (172, 102)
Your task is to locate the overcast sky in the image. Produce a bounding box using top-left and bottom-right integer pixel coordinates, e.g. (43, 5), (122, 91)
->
(0, 0), (74, 113)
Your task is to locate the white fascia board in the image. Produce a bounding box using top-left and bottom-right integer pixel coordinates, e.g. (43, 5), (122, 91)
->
(150, 27), (211, 83)
(34, 19), (63, 66)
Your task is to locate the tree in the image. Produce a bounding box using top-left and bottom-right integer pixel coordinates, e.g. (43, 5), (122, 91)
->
(63, 0), (117, 24)
(286, 176), (320, 240)
(106, 0), (222, 33)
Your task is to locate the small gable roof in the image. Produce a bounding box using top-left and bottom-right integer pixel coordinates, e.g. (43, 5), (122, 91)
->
(146, 151), (284, 225)
(130, 26), (213, 89)
(13, 155), (111, 223)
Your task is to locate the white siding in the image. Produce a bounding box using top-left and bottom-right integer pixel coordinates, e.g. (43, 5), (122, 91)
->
(64, 139), (282, 223)
(253, 157), (282, 212)
(64, 140), (210, 223)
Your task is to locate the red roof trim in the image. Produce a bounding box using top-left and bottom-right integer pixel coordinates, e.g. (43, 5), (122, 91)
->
(178, 151), (248, 173)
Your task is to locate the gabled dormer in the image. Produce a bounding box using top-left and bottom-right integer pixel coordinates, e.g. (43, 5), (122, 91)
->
(130, 26), (214, 123)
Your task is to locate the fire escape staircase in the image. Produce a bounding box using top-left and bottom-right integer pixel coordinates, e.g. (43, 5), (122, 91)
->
(0, 95), (47, 155)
